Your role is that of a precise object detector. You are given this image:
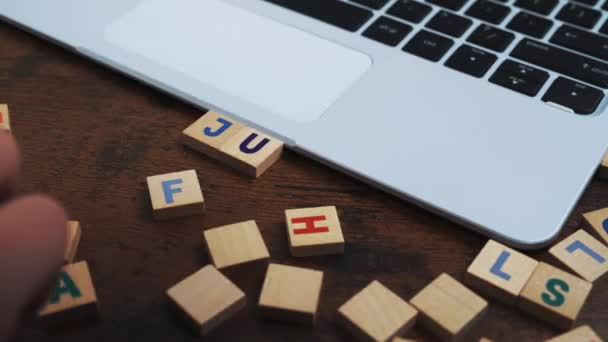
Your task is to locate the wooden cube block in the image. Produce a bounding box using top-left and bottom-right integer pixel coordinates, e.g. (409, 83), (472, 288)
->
(203, 220), (270, 272)
(410, 273), (488, 341)
(219, 126), (284, 178)
(582, 208), (608, 246)
(285, 206), (345, 257)
(0, 104), (11, 133)
(550, 229), (608, 282)
(258, 263), (324, 325)
(167, 265), (246, 335)
(545, 325), (603, 342)
(338, 280), (418, 342)
(519, 262), (592, 330)
(182, 112), (283, 178)
(466, 240), (538, 304)
(146, 169), (205, 220)
(64, 221), (82, 264)
(38, 261), (98, 323)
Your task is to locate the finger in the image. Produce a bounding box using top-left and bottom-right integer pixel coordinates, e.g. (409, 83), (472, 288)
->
(0, 195), (67, 340)
(0, 132), (20, 199)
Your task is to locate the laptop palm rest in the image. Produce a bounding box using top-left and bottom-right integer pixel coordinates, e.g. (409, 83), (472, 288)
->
(104, 0), (372, 123)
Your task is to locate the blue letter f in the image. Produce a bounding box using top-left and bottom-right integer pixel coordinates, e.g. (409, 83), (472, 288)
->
(162, 179), (184, 204)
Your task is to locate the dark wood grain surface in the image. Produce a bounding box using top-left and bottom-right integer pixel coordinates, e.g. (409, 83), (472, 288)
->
(2, 21), (607, 342)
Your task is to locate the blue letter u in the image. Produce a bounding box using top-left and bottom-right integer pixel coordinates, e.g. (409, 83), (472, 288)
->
(239, 133), (270, 154)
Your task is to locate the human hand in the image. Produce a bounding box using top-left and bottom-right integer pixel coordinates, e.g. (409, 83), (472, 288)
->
(0, 132), (67, 340)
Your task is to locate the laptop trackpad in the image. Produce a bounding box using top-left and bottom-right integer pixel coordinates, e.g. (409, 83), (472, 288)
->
(104, 0), (371, 122)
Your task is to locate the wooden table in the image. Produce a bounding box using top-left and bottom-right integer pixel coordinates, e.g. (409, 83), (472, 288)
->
(3, 22), (607, 342)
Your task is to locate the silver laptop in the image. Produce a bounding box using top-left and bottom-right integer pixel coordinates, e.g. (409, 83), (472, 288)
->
(2, 0), (607, 249)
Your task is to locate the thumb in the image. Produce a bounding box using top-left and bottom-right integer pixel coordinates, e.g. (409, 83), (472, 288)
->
(0, 195), (67, 340)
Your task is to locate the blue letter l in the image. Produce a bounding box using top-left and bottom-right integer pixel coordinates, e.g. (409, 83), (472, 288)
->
(566, 240), (606, 264)
(490, 251), (512, 281)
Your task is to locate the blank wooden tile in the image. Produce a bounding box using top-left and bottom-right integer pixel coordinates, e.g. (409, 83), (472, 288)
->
(38, 261), (98, 323)
(410, 273), (488, 341)
(64, 221), (82, 264)
(285, 206), (345, 257)
(181, 112), (245, 158)
(479, 338), (495, 342)
(545, 325), (603, 342)
(147, 169), (205, 220)
(0, 104), (10, 133)
(550, 229), (608, 282)
(466, 240), (538, 304)
(392, 338), (416, 342)
(258, 263), (323, 325)
(203, 220), (270, 271)
(582, 208), (608, 246)
(219, 126), (284, 178)
(519, 262), (592, 330)
(338, 280), (418, 342)
(167, 265), (246, 335)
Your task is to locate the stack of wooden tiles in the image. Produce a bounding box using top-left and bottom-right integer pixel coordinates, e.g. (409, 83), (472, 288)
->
(182, 111), (283, 178)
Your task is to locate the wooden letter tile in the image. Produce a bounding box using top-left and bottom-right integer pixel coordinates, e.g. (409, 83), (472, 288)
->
(519, 262), (592, 330)
(147, 169), (205, 220)
(167, 265), (246, 335)
(258, 263), (324, 325)
(338, 280), (418, 342)
(582, 208), (608, 246)
(545, 325), (603, 342)
(466, 240), (538, 304)
(203, 220), (270, 272)
(0, 104), (11, 133)
(38, 261), (98, 323)
(64, 221), (82, 264)
(285, 206), (345, 257)
(550, 229), (608, 282)
(219, 126), (284, 178)
(410, 273), (488, 341)
(181, 112), (245, 158)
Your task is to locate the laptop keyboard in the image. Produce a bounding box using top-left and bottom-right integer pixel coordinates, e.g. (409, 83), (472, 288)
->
(263, 0), (608, 115)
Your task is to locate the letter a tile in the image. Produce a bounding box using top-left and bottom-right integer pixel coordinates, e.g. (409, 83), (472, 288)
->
(466, 240), (538, 305)
(550, 229), (608, 282)
(518, 262), (592, 330)
(285, 206), (345, 257)
(147, 170), (205, 220)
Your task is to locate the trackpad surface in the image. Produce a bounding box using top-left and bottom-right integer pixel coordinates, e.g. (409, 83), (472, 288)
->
(104, 0), (371, 122)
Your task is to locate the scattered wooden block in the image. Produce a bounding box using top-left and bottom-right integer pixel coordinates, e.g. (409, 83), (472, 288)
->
(146, 169), (205, 220)
(0, 104), (11, 133)
(203, 220), (270, 272)
(338, 280), (418, 342)
(519, 262), (592, 330)
(582, 208), (608, 246)
(167, 265), (246, 335)
(38, 261), (98, 323)
(545, 325), (603, 342)
(479, 338), (495, 342)
(64, 221), (82, 264)
(392, 338), (416, 342)
(550, 229), (608, 282)
(182, 112), (284, 178)
(284, 206), (345, 257)
(219, 126), (284, 178)
(410, 273), (488, 341)
(258, 263), (324, 325)
(466, 240), (538, 305)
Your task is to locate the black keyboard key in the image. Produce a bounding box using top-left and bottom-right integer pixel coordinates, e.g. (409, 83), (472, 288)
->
(489, 60), (549, 96)
(445, 44), (497, 77)
(507, 11), (553, 39)
(466, 0), (511, 24)
(514, 0), (558, 15)
(551, 25), (608, 62)
(264, 0), (373, 32)
(604, 0), (608, 10)
(511, 38), (608, 88)
(403, 30), (454, 61)
(427, 0), (470, 11)
(351, 0), (390, 9)
(387, 0), (433, 24)
(572, 0), (598, 6)
(363, 16), (413, 46)
(542, 77), (604, 115)
(467, 24), (515, 52)
(426, 10), (473, 38)
(556, 3), (601, 29)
